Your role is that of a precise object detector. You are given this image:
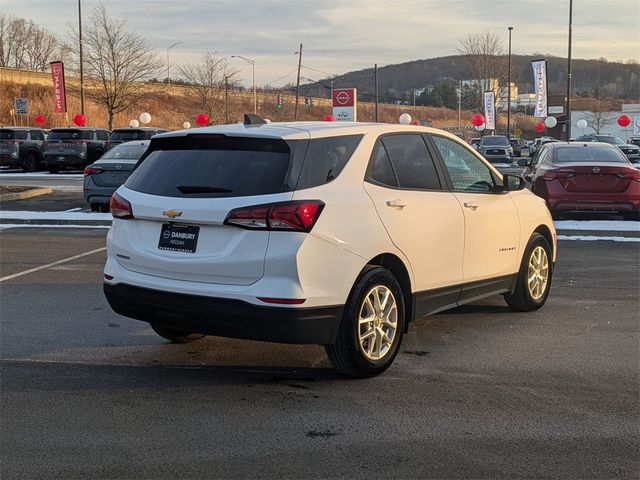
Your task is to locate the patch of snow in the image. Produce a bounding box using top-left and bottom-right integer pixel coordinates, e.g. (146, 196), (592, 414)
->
(557, 235), (640, 242)
(0, 173), (83, 178)
(0, 224), (110, 230)
(554, 220), (640, 232)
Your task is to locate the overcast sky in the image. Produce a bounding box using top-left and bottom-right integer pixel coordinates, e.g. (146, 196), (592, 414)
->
(4, 0), (639, 87)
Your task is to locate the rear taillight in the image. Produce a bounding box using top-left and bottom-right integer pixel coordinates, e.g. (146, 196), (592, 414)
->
(3, 140), (23, 145)
(543, 170), (576, 181)
(83, 166), (102, 176)
(615, 171), (640, 181)
(109, 192), (134, 219)
(224, 200), (324, 232)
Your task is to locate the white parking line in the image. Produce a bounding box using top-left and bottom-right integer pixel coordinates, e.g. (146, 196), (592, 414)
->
(0, 247), (106, 282)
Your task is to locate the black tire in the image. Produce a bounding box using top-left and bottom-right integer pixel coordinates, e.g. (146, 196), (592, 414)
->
(47, 166), (60, 174)
(93, 150), (104, 161)
(550, 209), (562, 220)
(22, 151), (39, 172)
(325, 267), (405, 378)
(504, 233), (553, 312)
(623, 211), (640, 221)
(150, 324), (206, 343)
(90, 203), (100, 212)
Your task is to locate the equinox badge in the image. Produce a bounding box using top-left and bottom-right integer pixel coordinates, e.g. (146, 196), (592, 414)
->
(162, 209), (183, 219)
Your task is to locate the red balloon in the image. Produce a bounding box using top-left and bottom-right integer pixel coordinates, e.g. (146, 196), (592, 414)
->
(322, 114), (335, 122)
(410, 119), (420, 125)
(73, 114), (86, 127)
(195, 113), (209, 126)
(471, 114), (485, 127)
(34, 114), (45, 124)
(534, 122), (545, 133)
(618, 114), (631, 127)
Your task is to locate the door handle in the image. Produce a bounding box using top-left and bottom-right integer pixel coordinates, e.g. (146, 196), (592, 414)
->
(464, 201), (479, 210)
(386, 199), (407, 210)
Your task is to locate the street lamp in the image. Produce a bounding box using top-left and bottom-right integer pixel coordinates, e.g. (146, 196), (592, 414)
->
(506, 26), (513, 138)
(566, 0), (573, 141)
(231, 55), (257, 114)
(166, 42), (181, 86)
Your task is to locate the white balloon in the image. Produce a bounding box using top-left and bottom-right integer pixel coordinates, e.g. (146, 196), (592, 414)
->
(265, 119), (272, 123)
(139, 112), (152, 125)
(129, 119), (139, 128)
(399, 113), (412, 125)
(182, 121), (191, 129)
(577, 119), (588, 129)
(474, 123), (486, 131)
(544, 116), (557, 128)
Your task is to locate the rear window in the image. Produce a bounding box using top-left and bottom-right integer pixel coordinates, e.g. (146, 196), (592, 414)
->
(126, 135), (295, 198)
(555, 147), (629, 163)
(100, 143), (147, 160)
(480, 136), (509, 146)
(110, 130), (146, 141)
(48, 130), (92, 140)
(0, 130), (27, 140)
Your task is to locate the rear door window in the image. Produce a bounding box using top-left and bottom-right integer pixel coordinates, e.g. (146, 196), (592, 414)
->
(126, 135), (294, 198)
(381, 134), (442, 190)
(30, 130), (45, 141)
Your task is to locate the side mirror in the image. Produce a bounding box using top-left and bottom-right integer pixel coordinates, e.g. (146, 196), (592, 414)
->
(517, 158), (530, 167)
(502, 174), (527, 191)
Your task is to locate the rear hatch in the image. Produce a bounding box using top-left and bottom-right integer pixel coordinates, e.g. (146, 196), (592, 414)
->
(112, 134), (303, 285)
(44, 129), (89, 157)
(551, 162), (637, 193)
(0, 130), (23, 158)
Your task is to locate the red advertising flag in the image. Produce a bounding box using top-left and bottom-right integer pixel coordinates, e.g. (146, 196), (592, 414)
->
(50, 61), (67, 113)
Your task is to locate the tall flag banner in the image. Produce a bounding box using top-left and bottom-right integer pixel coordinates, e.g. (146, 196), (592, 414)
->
(531, 59), (548, 118)
(50, 61), (67, 113)
(483, 91), (496, 130)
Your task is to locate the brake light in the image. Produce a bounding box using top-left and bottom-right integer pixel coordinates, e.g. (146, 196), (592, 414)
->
(615, 171), (640, 181)
(109, 192), (134, 219)
(543, 170), (576, 181)
(224, 200), (324, 232)
(83, 166), (102, 176)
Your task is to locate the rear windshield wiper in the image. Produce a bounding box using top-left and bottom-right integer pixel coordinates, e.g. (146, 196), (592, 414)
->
(176, 185), (234, 194)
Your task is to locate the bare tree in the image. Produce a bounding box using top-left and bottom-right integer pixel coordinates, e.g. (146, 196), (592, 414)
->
(457, 31), (510, 110)
(0, 14), (63, 70)
(69, 4), (161, 129)
(177, 51), (239, 124)
(583, 99), (616, 134)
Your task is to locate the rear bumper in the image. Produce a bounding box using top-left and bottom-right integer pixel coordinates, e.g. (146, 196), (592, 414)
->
(104, 283), (343, 345)
(0, 154), (20, 167)
(550, 200), (638, 214)
(44, 153), (86, 167)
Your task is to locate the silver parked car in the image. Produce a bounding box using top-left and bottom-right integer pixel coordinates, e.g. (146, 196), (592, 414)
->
(83, 140), (149, 212)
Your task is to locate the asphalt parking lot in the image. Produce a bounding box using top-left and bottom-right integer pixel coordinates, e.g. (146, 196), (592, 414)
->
(1, 224), (638, 479)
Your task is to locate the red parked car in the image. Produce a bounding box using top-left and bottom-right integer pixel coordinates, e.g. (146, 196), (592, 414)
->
(525, 142), (640, 220)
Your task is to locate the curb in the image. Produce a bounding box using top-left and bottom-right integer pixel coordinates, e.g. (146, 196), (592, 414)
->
(0, 187), (53, 202)
(556, 229), (640, 238)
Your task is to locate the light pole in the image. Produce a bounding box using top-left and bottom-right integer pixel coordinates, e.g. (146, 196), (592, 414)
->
(166, 42), (181, 86)
(78, 0), (84, 115)
(506, 26), (513, 138)
(231, 55), (257, 114)
(566, 0), (573, 141)
(294, 43), (303, 120)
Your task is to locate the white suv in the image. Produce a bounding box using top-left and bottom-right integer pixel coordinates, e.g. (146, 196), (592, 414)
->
(104, 120), (556, 377)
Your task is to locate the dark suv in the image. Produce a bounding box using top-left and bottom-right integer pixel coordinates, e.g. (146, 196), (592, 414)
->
(0, 127), (47, 172)
(576, 134), (640, 163)
(104, 127), (169, 151)
(43, 127), (111, 173)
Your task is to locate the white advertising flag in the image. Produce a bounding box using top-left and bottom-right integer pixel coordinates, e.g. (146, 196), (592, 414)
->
(633, 116), (640, 136)
(532, 59), (548, 118)
(483, 91), (496, 131)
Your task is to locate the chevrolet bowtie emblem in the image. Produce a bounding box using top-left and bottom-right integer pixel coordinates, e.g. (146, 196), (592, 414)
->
(162, 209), (183, 219)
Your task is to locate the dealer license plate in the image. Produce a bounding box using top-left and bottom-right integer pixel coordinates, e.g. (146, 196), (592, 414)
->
(158, 223), (199, 253)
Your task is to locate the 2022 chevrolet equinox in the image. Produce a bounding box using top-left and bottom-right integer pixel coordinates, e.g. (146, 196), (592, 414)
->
(104, 120), (556, 377)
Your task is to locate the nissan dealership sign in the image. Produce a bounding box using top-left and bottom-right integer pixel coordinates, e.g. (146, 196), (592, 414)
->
(332, 88), (357, 122)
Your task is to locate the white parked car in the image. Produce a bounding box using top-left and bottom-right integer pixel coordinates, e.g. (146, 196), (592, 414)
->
(104, 120), (556, 377)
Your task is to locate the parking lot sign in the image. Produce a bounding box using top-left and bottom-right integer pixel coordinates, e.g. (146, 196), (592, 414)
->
(14, 98), (28, 115)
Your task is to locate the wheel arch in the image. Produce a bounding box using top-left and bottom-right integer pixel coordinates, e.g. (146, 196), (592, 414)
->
(533, 224), (554, 261)
(364, 253), (413, 332)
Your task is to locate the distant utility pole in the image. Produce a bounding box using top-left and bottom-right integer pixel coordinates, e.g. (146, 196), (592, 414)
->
(224, 76), (229, 124)
(294, 43), (303, 120)
(506, 26), (513, 137)
(566, 0), (573, 141)
(78, 0), (85, 115)
(166, 42), (181, 86)
(458, 79), (462, 130)
(374, 64), (379, 122)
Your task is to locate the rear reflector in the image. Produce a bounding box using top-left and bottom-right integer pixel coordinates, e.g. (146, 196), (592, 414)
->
(225, 200), (324, 232)
(257, 297), (306, 305)
(110, 192), (134, 219)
